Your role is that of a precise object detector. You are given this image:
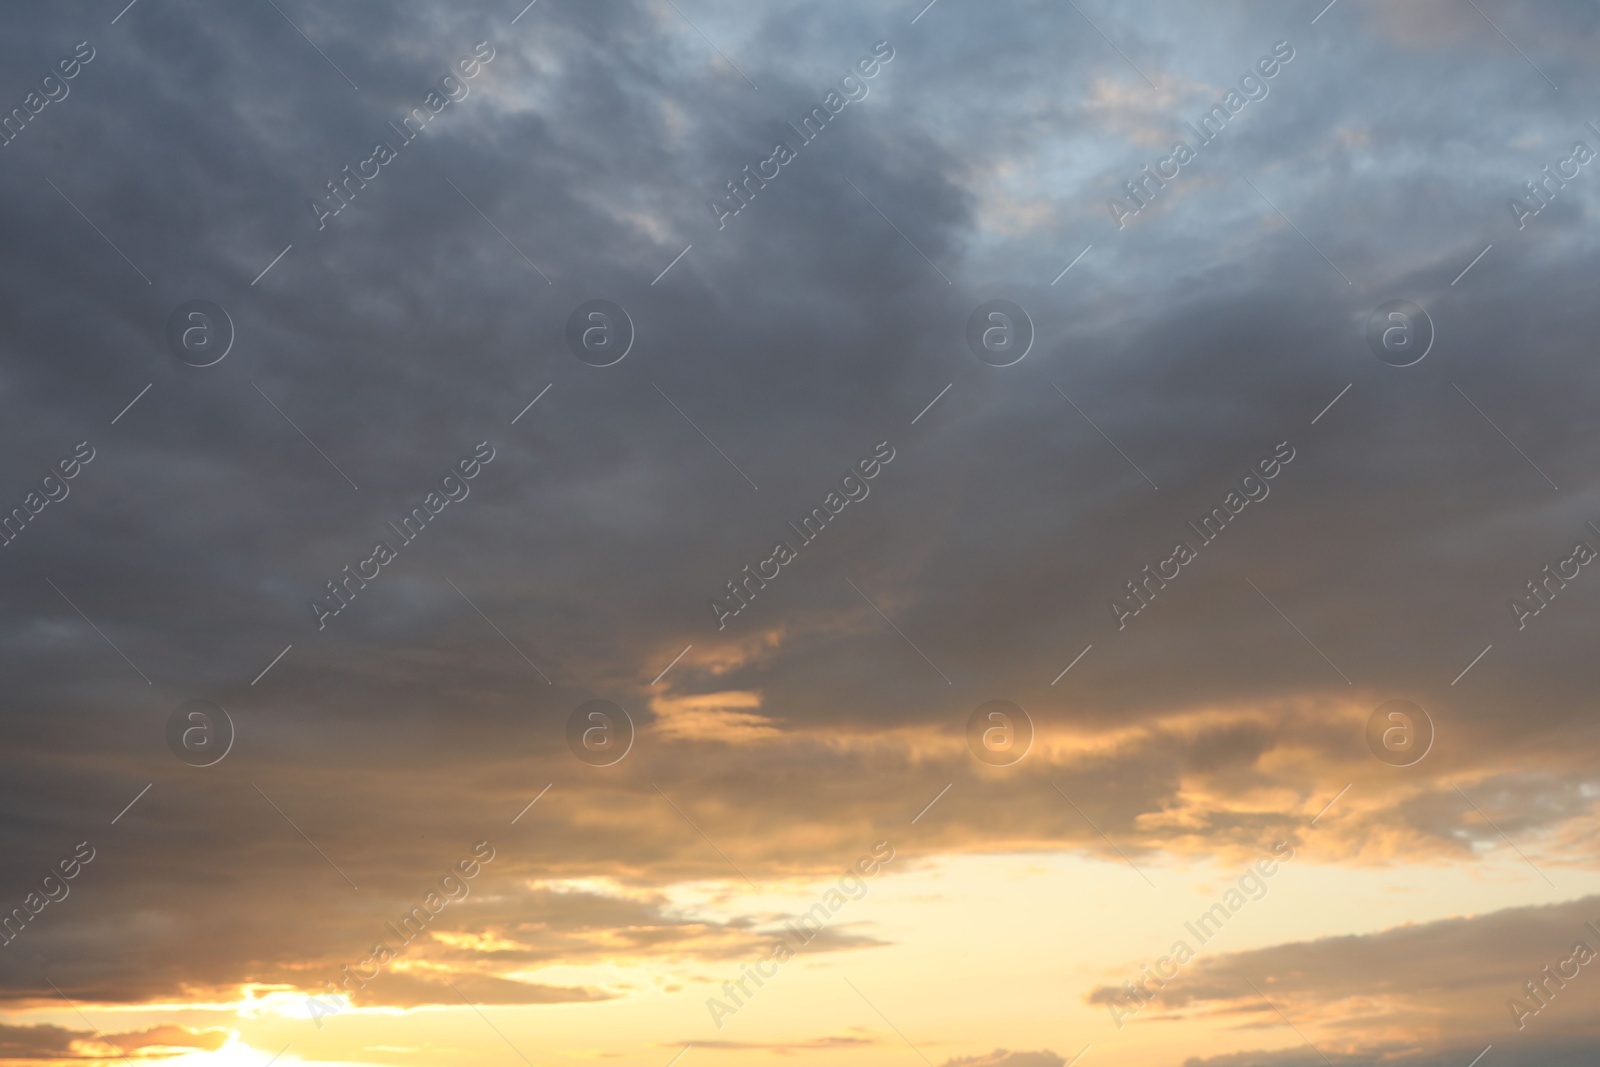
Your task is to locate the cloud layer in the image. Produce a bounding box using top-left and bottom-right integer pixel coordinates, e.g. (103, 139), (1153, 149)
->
(3, 1), (1600, 1064)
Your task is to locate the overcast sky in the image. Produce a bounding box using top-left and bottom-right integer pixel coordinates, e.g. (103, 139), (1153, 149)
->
(2, 2), (1600, 1066)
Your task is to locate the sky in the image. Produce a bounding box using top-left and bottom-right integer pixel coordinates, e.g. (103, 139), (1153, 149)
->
(3, 0), (1600, 1065)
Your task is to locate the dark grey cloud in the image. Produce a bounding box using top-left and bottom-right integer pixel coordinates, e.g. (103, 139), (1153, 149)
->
(3, 2), (1600, 1064)
(1095, 893), (1600, 1061)
(0, 1021), (225, 1061)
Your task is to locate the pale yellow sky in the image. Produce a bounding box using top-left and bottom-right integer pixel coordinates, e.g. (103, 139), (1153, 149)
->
(17, 839), (1593, 1067)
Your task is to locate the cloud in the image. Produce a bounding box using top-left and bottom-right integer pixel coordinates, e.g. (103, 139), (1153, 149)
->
(648, 689), (784, 743)
(682, 1033), (877, 1052)
(1091, 893), (1600, 1056)
(939, 1051), (1066, 1067)
(0, 1025), (89, 1062)
(349, 971), (611, 1009)
(4, 2), (1600, 1063)
(0, 1022), (227, 1061)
